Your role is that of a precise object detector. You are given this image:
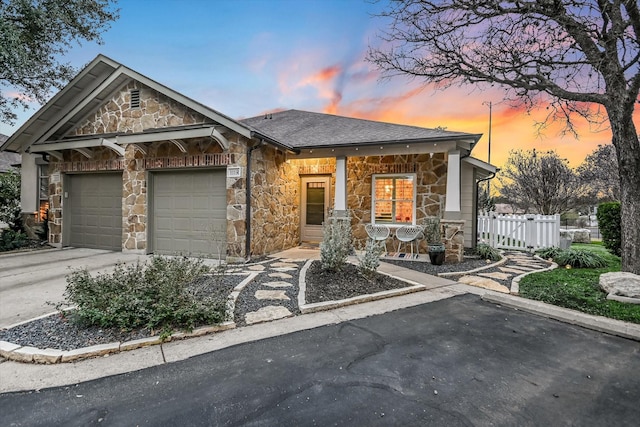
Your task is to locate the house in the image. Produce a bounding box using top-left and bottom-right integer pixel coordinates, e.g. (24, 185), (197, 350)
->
(0, 55), (496, 262)
(0, 134), (20, 173)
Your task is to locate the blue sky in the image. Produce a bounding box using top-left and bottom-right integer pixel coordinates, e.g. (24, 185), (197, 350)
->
(1, 0), (627, 167)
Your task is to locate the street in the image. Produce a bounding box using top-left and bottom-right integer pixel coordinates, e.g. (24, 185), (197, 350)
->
(1, 294), (639, 426)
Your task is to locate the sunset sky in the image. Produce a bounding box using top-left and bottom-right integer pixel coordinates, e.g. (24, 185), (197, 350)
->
(2, 0), (637, 169)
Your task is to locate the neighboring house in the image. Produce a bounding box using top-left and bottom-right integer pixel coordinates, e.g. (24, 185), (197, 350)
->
(0, 134), (21, 173)
(0, 55), (496, 262)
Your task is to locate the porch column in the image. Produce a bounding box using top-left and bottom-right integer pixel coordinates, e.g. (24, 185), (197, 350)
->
(444, 150), (461, 219)
(334, 156), (347, 217)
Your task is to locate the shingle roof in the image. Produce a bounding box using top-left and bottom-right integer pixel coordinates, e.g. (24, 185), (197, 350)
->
(241, 109), (480, 149)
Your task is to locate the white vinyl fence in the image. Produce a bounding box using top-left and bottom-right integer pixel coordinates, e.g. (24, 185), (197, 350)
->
(477, 212), (560, 251)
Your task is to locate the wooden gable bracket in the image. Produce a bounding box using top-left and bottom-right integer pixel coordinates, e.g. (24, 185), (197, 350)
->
(169, 139), (188, 153)
(102, 138), (126, 157)
(210, 128), (229, 150)
(73, 147), (93, 159)
(45, 151), (64, 161)
(131, 143), (148, 156)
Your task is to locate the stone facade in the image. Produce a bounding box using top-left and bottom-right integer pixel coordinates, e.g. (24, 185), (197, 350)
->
(74, 81), (211, 135)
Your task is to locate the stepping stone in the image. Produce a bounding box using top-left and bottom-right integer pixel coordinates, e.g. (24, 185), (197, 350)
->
(269, 272), (293, 279)
(478, 272), (512, 280)
(263, 281), (293, 288)
(255, 290), (290, 300)
(248, 264), (266, 271)
(508, 265), (536, 271)
(280, 258), (306, 263)
(272, 267), (297, 272)
(457, 275), (510, 293)
(499, 267), (530, 274)
(270, 262), (297, 268)
(245, 306), (293, 325)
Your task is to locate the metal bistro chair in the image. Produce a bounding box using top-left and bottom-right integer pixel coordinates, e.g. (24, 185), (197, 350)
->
(365, 224), (391, 255)
(395, 225), (424, 258)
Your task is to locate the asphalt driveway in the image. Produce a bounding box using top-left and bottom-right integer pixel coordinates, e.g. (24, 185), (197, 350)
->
(1, 294), (638, 426)
(0, 248), (150, 328)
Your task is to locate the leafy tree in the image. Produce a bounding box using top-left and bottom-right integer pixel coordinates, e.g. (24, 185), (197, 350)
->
(369, 1), (640, 274)
(498, 149), (584, 215)
(0, 169), (21, 229)
(0, 0), (119, 124)
(577, 144), (620, 203)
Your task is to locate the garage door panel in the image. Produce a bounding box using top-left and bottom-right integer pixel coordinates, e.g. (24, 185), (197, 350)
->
(68, 174), (122, 251)
(152, 170), (226, 257)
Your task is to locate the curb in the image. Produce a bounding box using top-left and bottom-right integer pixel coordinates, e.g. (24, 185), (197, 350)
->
(0, 322), (236, 364)
(482, 293), (640, 342)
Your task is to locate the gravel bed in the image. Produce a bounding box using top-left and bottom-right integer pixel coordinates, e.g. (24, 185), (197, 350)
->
(0, 274), (243, 351)
(233, 259), (303, 327)
(381, 256), (494, 276)
(304, 261), (411, 304)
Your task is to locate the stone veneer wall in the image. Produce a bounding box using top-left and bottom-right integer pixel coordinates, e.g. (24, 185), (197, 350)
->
(441, 219), (465, 263)
(74, 81), (211, 135)
(346, 153), (448, 249)
(249, 145), (300, 256)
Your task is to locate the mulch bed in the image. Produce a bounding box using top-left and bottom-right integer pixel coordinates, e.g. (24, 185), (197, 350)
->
(304, 261), (411, 304)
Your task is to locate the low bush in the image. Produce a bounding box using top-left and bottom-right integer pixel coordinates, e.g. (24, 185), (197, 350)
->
(357, 238), (384, 279)
(536, 246), (562, 260)
(0, 229), (28, 252)
(320, 213), (352, 271)
(62, 256), (227, 336)
(474, 243), (501, 261)
(597, 202), (621, 256)
(554, 249), (608, 268)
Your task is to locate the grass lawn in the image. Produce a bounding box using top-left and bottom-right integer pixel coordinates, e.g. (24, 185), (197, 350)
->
(519, 243), (640, 324)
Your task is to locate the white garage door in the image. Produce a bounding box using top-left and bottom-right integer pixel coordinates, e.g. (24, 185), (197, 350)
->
(67, 173), (122, 251)
(152, 169), (226, 257)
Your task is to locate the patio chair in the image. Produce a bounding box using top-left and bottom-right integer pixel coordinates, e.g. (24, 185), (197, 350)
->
(395, 225), (424, 257)
(365, 224), (391, 253)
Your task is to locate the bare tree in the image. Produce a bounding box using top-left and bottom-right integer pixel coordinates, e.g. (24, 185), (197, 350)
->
(499, 149), (583, 215)
(369, 0), (640, 274)
(577, 144), (620, 202)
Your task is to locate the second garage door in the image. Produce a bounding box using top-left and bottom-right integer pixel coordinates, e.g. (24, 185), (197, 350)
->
(152, 169), (226, 257)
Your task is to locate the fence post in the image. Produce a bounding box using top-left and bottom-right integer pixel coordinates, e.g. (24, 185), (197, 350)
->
(525, 214), (536, 251)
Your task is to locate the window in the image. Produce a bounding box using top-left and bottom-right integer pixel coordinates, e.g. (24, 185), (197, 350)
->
(372, 174), (415, 225)
(38, 165), (49, 222)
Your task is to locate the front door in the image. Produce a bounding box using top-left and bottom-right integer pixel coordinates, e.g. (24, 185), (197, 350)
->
(301, 176), (330, 243)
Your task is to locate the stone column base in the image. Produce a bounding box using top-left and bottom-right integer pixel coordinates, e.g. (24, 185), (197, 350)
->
(441, 219), (465, 263)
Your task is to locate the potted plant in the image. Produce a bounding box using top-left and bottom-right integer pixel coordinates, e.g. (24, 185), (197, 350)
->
(422, 216), (445, 265)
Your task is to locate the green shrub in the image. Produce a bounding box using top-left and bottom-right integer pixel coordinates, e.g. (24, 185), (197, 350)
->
(597, 202), (621, 256)
(320, 212), (352, 271)
(536, 246), (562, 260)
(474, 243), (501, 261)
(554, 249), (608, 268)
(0, 229), (28, 251)
(62, 256), (227, 335)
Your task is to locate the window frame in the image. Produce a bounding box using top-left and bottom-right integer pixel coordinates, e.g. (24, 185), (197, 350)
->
(371, 173), (417, 227)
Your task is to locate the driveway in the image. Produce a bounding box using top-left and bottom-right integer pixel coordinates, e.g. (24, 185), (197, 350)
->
(1, 294), (638, 426)
(0, 248), (150, 328)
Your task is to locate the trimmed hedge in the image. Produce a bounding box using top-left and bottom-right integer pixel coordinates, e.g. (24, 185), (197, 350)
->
(597, 202), (621, 256)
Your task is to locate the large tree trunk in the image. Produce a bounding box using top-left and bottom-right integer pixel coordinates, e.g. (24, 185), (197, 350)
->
(609, 107), (640, 275)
